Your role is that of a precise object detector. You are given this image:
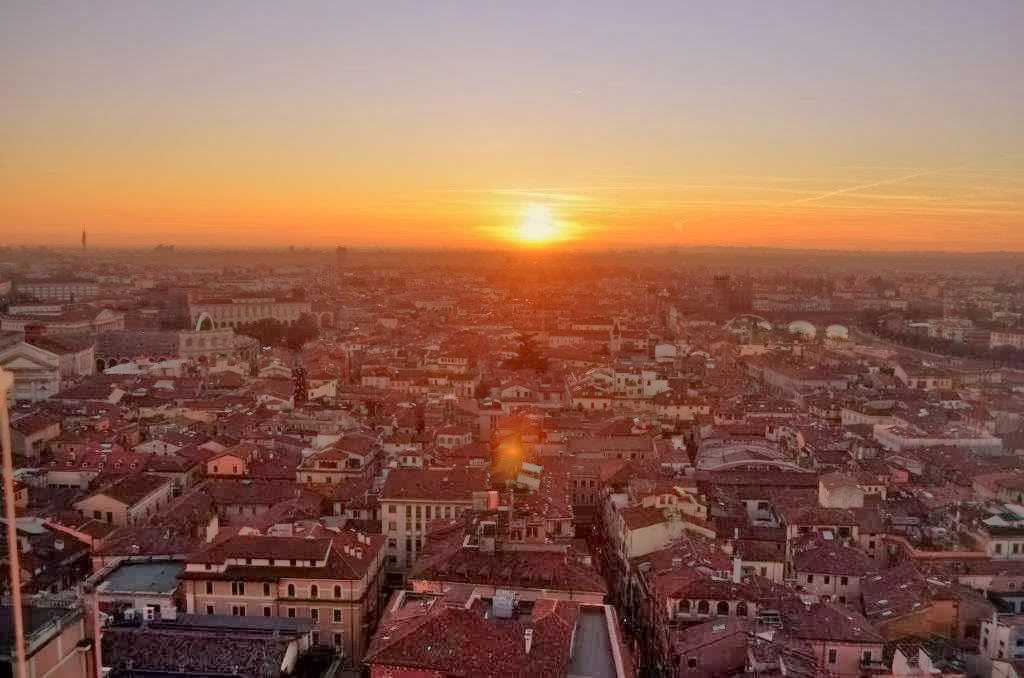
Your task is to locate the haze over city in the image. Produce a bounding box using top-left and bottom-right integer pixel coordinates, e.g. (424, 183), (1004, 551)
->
(3, 1), (1023, 251)
(5, 4), (1024, 678)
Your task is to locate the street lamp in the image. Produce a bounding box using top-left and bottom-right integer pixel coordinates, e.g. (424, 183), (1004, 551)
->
(0, 368), (27, 678)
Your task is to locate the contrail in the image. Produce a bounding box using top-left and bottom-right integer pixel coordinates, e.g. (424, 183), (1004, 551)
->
(788, 164), (967, 205)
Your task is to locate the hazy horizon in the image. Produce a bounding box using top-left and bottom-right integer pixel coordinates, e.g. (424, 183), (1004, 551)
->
(3, 1), (1022, 250)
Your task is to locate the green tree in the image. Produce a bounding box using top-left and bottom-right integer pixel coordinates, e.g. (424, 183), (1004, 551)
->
(506, 333), (547, 371)
(285, 313), (320, 351)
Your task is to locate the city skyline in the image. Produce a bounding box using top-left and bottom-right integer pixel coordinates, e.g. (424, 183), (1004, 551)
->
(2, 1), (1023, 251)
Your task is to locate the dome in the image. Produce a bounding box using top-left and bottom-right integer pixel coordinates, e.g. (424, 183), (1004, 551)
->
(825, 324), (849, 340)
(787, 320), (817, 338)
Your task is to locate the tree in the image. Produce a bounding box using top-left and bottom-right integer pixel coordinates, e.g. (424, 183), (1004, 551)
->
(237, 318), (286, 347)
(236, 313), (319, 351)
(285, 313), (320, 351)
(506, 332), (547, 372)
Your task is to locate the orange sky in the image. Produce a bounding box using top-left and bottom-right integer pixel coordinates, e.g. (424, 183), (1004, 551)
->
(2, 3), (1022, 251)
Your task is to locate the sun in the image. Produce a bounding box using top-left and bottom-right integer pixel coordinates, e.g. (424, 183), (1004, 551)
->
(515, 203), (561, 245)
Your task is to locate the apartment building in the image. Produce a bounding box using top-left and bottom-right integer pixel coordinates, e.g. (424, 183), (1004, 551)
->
(379, 467), (492, 574)
(179, 530), (384, 663)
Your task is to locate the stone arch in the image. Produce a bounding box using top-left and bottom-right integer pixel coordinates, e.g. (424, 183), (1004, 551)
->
(195, 312), (215, 332)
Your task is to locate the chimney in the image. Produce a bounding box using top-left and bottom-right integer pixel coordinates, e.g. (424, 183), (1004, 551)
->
(524, 628), (534, 655)
(732, 555), (742, 583)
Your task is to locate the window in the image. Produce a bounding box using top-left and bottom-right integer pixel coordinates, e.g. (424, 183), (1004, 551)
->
(388, 538), (397, 548)
(828, 649), (837, 664)
(287, 584), (296, 597)
(388, 504), (397, 514)
(334, 585), (342, 598)
(231, 605), (245, 616)
(312, 631), (320, 645)
(333, 633), (343, 647)
(206, 605), (215, 615)
(310, 585), (319, 599)
(206, 582), (214, 594)
(334, 608), (342, 623)
(687, 657), (698, 669)
(263, 606), (272, 617)
(736, 602), (749, 617)
(823, 576), (831, 585)
(263, 583), (271, 596)
(863, 650), (873, 664)
(93, 510), (102, 519)
(231, 581), (245, 596)
(678, 599), (690, 613)
(697, 600), (710, 614)
(288, 608), (296, 618)
(311, 608), (319, 622)
(840, 576), (849, 586)
(388, 522), (397, 532)
(716, 601), (729, 615)
(807, 575), (814, 584)
(996, 543), (1004, 554)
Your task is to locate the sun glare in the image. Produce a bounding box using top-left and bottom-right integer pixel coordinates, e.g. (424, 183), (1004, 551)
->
(516, 203), (560, 245)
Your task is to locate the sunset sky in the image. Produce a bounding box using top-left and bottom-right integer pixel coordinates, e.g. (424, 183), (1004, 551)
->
(2, 1), (1022, 250)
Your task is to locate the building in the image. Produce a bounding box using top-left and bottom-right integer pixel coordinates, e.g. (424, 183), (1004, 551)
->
(1, 304), (124, 336)
(100, 613), (311, 677)
(14, 278), (100, 301)
(364, 587), (633, 678)
(0, 335), (61, 403)
(91, 560), (185, 622)
(0, 603), (96, 678)
(297, 434), (381, 484)
(379, 467), (492, 573)
(179, 530), (385, 663)
(188, 296), (312, 331)
(980, 615), (1024, 662)
(73, 474), (175, 527)
(991, 332), (1024, 351)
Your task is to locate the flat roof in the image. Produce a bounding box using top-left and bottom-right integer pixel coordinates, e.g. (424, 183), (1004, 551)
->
(99, 562), (184, 595)
(568, 607), (618, 678)
(166, 613), (313, 634)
